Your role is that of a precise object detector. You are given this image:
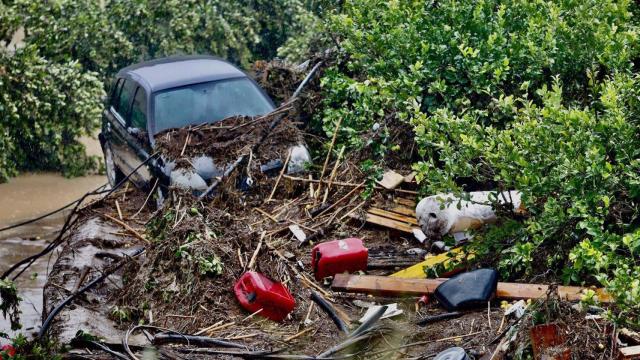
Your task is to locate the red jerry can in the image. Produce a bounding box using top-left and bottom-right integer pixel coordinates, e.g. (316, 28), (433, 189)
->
(234, 271), (296, 322)
(311, 238), (368, 280)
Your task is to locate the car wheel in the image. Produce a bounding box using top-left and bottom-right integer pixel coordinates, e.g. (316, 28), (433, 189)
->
(104, 145), (124, 188)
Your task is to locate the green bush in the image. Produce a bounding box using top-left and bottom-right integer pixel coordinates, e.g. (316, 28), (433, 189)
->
(0, 47), (105, 181)
(319, 0), (640, 323)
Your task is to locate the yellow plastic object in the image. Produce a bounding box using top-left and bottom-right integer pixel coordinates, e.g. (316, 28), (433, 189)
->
(390, 248), (473, 279)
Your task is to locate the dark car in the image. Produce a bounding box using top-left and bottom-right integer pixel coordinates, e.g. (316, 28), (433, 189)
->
(99, 56), (309, 197)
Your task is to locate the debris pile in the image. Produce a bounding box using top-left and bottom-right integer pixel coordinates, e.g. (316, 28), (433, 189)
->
(26, 59), (631, 359)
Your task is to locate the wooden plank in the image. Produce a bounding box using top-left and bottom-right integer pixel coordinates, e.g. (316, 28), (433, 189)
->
(619, 346), (640, 360)
(349, 212), (415, 233)
(331, 274), (613, 303)
(390, 248), (472, 279)
(394, 197), (416, 208)
(389, 205), (416, 217)
(368, 208), (418, 225)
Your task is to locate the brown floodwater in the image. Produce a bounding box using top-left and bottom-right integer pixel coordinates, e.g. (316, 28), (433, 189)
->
(0, 172), (106, 338)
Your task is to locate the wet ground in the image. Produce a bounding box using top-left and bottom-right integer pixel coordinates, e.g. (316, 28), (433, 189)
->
(0, 172), (106, 338)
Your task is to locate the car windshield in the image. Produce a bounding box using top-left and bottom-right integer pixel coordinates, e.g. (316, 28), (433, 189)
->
(153, 77), (274, 134)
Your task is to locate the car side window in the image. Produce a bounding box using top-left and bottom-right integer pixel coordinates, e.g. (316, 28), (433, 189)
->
(115, 80), (137, 122)
(130, 87), (147, 130)
(110, 79), (123, 108)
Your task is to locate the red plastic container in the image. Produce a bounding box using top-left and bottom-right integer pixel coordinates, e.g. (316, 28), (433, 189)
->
(311, 238), (368, 280)
(234, 271), (296, 322)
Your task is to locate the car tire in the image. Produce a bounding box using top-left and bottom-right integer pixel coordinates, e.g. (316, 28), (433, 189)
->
(104, 145), (125, 188)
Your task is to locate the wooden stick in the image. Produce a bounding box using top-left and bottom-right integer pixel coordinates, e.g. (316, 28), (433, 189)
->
(248, 232), (265, 269)
(316, 117), (343, 198)
(115, 200), (123, 220)
(242, 308), (264, 322)
(226, 333), (260, 340)
(194, 320), (224, 336)
(254, 208), (279, 223)
(180, 132), (191, 157)
(331, 274), (613, 302)
(436, 331), (485, 342)
(97, 212), (149, 244)
(267, 150), (292, 201)
(206, 321), (235, 336)
(284, 327), (314, 342)
(316, 181), (365, 218)
(237, 248), (245, 268)
(339, 200), (367, 221)
(322, 145), (345, 204)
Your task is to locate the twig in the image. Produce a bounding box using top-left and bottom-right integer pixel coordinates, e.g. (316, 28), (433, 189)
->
(322, 146), (345, 204)
(237, 248), (245, 268)
(254, 207), (279, 223)
(115, 200), (123, 220)
(339, 201), (367, 221)
(316, 182), (365, 218)
(242, 308), (264, 322)
(97, 212), (149, 244)
(180, 132), (191, 157)
(316, 117), (343, 198)
(195, 320), (224, 336)
(206, 321), (236, 336)
(132, 178), (159, 219)
(435, 331), (485, 342)
(248, 231), (266, 269)
(268, 150), (292, 201)
(285, 327), (315, 342)
(284, 176), (418, 195)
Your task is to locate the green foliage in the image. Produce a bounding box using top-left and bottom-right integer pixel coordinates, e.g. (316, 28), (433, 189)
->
(0, 46), (105, 181)
(0, 278), (21, 331)
(320, 0), (640, 323)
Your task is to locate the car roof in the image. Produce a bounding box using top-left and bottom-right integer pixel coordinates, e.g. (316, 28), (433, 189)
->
(117, 55), (247, 92)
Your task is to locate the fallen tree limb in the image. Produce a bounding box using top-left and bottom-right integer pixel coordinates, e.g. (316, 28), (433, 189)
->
(331, 274), (613, 303)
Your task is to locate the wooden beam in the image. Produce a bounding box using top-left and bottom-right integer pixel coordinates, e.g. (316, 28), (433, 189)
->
(331, 274), (613, 303)
(619, 346), (640, 360)
(348, 212), (415, 233)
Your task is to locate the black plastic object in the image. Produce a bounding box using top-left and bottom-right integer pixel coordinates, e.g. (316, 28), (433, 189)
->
(433, 268), (498, 311)
(434, 347), (471, 360)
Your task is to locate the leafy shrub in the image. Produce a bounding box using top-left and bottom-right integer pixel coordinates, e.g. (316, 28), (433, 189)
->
(319, 0), (640, 323)
(0, 46), (105, 181)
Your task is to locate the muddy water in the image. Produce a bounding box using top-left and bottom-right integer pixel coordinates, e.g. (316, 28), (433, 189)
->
(0, 172), (106, 337)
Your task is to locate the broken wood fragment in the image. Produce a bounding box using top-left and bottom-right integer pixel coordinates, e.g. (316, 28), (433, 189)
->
(376, 170), (405, 190)
(619, 345), (640, 360)
(331, 274), (613, 303)
(289, 224), (307, 242)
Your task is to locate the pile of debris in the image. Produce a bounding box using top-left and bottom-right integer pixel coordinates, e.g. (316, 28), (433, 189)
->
(30, 59), (636, 360)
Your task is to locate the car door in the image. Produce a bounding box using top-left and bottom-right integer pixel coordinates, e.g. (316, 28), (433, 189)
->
(103, 78), (131, 178)
(124, 85), (153, 186)
(104, 78), (151, 186)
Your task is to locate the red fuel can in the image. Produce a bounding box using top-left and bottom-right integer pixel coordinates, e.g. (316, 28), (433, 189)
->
(311, 238), (368, 280)
(234, 271), (296, 322)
